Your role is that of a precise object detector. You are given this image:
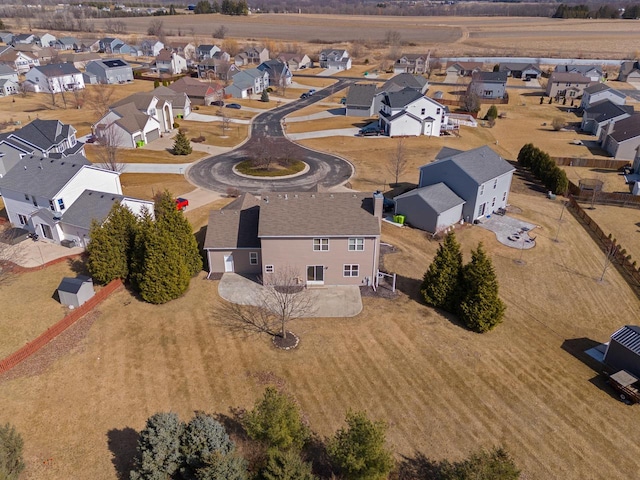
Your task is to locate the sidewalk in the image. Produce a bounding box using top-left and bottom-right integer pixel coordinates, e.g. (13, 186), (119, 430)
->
(287, 128), (360, 140)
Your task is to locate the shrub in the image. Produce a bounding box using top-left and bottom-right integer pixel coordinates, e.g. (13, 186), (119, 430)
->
(173, 122), (180, 129)
(226, 187), (241, 197)
(261, 90), (270, 102)
(0, 423), (25, 480)
(552, 117), (566, 131)
(486, 105), (498, 121)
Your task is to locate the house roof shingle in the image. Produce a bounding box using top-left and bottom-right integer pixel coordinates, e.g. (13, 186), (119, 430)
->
(0, 153), (91, 198)
(33, 62), (80, 77)
(395, 182), (465, 214)
(610, 114), (640, 142)
(381, 73), (428, 93)
(472, 71), (508, 83)
(204, 193), (261, 249)
(8, 119), (72, 152)
(60, 189), (124, 229)
(584, 82), (626, 99)
(346, 83), (377, 108)
(584, 100), (633, 123)
(382, 87), (424, 109)
(548, 72), (591, 84)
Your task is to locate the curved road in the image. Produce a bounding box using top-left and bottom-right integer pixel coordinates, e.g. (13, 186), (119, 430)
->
(187, 78), (356, 193)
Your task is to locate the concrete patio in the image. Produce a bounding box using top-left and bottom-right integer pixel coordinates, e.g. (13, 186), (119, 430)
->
(217, 273), (363, 317)
(477, 214), (537, 249)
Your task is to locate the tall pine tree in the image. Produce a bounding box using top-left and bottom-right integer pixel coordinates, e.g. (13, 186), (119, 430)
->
(86, 202), (138, 284)
(172, 129), (192, 155)
(421, 231), (463, 311)
(458, 243), (505, 333)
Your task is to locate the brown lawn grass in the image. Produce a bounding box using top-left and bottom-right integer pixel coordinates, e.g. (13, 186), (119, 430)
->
(581, 204), (640, 263)
(195, 105), (257, 120)
(178, 120), (249, 148)
(0, 262), (79, 359)
(84, 144), (206, 165)
(561, 166), (630, 193)
(119, 173), (195, 200)
(291, 77), (338, 89)
(1, 187), (639, 479)
(285, 116), (373, 134)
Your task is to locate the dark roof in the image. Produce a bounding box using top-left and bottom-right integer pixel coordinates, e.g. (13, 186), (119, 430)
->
(499, 62), (541, 72)
(548, 72), (591, 84)
(584, 100), (632, 123)
(421, 146), (514, 186)
(555, 64), (602, 74)
(8, 119), (72, 152)
(57, 276), (92, 294)
(381, 73), (427, 93)
(60, 189), (124, 229)
(101, 59), (129, 68)
(382, 87), (424, 109)
(258, 192), (380, 237)
(435, 146), (464, 159)
(346, 83), (377, 108)
(395, 182), (465, 214)
(34, 62), (80, 77)
(168, 76), (217, 97)
(204, 193), (261, 249)
(257, 59), (288, 76)
(0, 64), (16, 76)
(472, 71), (507, 83)
(0, 153), (91, 198)
(610, 114), (640, 142)
(610, 326), (640, 355)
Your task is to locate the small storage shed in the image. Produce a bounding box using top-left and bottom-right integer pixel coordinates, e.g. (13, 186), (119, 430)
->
(57, 276), (95, 308)
(394, 183), (465, 233)
(604, 325), (640, 377)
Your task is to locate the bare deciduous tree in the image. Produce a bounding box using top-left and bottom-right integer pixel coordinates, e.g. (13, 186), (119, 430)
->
(218, 266), (315, 340)
(147, 19), (165, 42)
(95, 123), (125, 172)
(384, 30), (402, 46)
(212, 25), (228, 39)
(105, 19), (127, 35)
(218, 108), (231, 136)
(386, 137), (408, 186)
(86, 84), (115, 119)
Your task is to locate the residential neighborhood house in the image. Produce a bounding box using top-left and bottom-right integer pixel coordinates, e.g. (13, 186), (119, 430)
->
(197, 58), (239, 81)
(257, 59), (292, 87)
(196, 44), (220, 61)
(318, 49), (351, 71)
(393, 53), (430, 75)
(555, 64), (604, 82)
(498, 62), (542, 79)
(445, 61), (483, 77)
(155, 49), (187, 75)
(0, 64), (19, 96)
(581, 100), (634, 137)
(394, 146), (515, 232)
(378, 87), (450, 137)
(84, 58), (133, 85)
(225, 68), (269, 98)
(601, 114), (640, 160)
(168, 76), (222, 106)
(0, 48), (39, 74)
(204, 191), (383, 287)
(140, 39), (165, 57)
(467, 71), (508, 99)
(235, 47), (269, 66)
(545, 72), (592, 99)
(275, 52), (312, 71)
(345, 83), (378, 117)
(618, 61), (640, 82)
(54, 37), (81, 51)
(580, 83), (626, 110)
(24, 62), (85, 93)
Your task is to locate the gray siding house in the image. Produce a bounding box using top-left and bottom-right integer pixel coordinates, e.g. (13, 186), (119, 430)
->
(602, 114), (640, 160)
(581, 100), (633, 136)
(85, 59), (133, 84)
(498, 62), (541, 79)
(604, 326), (640, 378)
(416, 146), (515, 223)
(394, 182), (465, 233)
(467, 71), (507, 99)
(545, 72), (591, 98)
(345, 83), (378, 117)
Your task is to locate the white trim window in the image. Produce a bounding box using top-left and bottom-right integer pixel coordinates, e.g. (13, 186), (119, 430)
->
(313, 238), (329, 251)
(343, 264), (359, 277)
(17, 214), (27, 225)
(265, 265), (274, 273)
(348, 238), (364, 251)
(479, 184), (485, 195)
(249, 252), (258, 265)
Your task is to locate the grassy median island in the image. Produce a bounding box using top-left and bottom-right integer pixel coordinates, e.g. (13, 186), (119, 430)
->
(235, 159), (306, 177)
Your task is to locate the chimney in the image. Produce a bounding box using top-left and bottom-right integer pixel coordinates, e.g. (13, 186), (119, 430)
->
(373, 191), (384, 221)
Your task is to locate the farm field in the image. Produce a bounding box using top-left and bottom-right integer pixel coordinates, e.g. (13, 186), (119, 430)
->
(1, 188), (639, 479)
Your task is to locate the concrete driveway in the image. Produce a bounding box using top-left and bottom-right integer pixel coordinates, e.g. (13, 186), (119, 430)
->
(217, 273), (362, 317)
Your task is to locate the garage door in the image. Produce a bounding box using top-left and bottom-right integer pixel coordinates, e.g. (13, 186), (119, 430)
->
(146, 128), (160, 142)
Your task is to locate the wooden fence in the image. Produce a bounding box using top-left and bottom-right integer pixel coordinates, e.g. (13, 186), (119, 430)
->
(553, 157), (630, 169)
(568, 180), (640, 209)
(567, 197), (640, 293)
(0, 279), (123, 374)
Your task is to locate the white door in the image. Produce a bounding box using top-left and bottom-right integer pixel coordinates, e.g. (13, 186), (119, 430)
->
(224, 254), (234, 273)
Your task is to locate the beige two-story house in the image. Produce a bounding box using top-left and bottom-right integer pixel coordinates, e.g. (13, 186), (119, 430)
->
(205, 192), (383, 287)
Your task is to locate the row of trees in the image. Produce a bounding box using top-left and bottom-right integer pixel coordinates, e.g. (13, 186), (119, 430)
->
(131, 387), (520, 479)
(517, 144), (570, 195)
(194, 0), (249, 15)
(554, 3), (640, 19)
(86, 191), (202, 304)
(421, 233), (505, 333)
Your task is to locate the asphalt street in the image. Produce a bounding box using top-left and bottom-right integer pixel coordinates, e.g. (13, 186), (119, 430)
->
(187, 79), (356, 193)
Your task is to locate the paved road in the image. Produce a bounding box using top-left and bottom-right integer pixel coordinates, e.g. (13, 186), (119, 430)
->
(187, 79), (356, 193)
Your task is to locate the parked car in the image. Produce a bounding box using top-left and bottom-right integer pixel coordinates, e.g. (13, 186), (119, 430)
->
(300, 92), (309, 99)
(225, 103), (241, 109)
(308, 89), (316, 96)
(357, 125), (383, 136)
(175, 198), (189, 210)
(211, 100), (224, 106)
(85, 135), (96, 144)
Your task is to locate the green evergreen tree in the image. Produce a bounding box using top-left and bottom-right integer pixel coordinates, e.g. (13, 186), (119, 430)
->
(451, 446), (520, 479)
(137, 221), (191, 304)
(244, 387), (309, 452)
(327, 411), (394, 480)
(194, 0), (212, 13)
(486, 105), (498, 121)
(0, 423), (25, 480)
(130, 412), (185, 480)
(87, 203), (138, 284)
(517, 143), (534, 168)
(154, 191), (203, 276)
(154, 79), (160, 88)
(194, 451), (248, 480)
(421, 231), (463, 312)
(261, 89), (270, 102)
(172, 129), (193, 155)
(129, 208), (154, 291)
(180, 412), (236, 475)
(458, 243), (505, 333)
(262, 449), (316, 480)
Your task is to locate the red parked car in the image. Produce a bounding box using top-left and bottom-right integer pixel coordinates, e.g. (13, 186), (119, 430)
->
(175, 198), (189, 210)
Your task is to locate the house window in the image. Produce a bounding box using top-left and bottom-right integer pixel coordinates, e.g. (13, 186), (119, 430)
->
(24, 194), (29, 201)
(492, 197), (496, 207)
(249, 252), (258, 265)
(348, 238), (364, 251)
(502, 191), (507, 201)
(436, 108), (441, 114)
(313, 238), (329, 251)
(57, 198), (65, 210)
(18, 214), (27, 225)
(265, 265), (274, 273)
(421, 108), (426, 115)
(344, 264), (359, 277)
(493, 179), (498, 189)
(479, 184), (485, 195)
(31, 195), (37, 207)
(49, 200), (55, 211)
